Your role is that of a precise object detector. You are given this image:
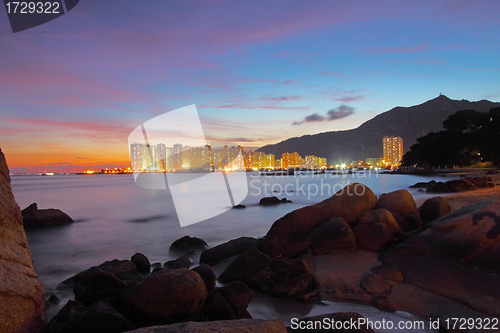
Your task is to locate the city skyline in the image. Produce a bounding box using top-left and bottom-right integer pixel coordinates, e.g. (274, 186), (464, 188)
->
(1, 1), (500, 173)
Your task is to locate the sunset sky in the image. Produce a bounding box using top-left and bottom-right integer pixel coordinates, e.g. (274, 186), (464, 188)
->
(1, 0), (499, 173)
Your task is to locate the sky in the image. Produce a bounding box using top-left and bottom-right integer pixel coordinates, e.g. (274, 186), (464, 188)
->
(1, 0), (499, 173)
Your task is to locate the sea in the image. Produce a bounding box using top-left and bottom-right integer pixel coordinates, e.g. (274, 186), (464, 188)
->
(11, 171), (443, 332)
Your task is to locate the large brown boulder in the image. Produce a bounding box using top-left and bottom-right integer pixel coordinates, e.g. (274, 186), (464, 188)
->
(169, 236), (208, 253)
(353, 223), (393, 252)
(124, 319), (287, 333)
(200, 237), (259, 265)
(260, 183), (377, 258)
(73, 267), (127, 305)
(379, 198), (500, 317)
(357, 209), (402, 236)
(0, 149), (46, 333)
(376, 189), (419, 217)
(418, 196), (452, 224)
(113, 268), (208, 326)
(306, 217), (357, 255)
(21, 203), (73, 228)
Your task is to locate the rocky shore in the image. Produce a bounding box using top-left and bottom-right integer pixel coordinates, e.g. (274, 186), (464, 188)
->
(2, 146), (500, 333)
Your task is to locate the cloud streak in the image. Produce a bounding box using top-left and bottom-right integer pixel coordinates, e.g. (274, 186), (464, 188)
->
(293, 105), (354, 125)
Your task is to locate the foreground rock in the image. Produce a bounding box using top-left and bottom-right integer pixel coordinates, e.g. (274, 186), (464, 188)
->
(427, 176), (494, 193)
(260, 183), (377, 258)
(125, 319), (287, 333)
(21, 202), (73, 228)
(219, 247), (315, 296)
(380, 198), (500, 317)
(200, 237), (259, 265)
(0, 149), (46, 333)
(113, 268), (208, 326)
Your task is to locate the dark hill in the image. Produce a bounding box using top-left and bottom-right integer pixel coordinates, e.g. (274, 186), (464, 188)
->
(258, 95), (499, 164)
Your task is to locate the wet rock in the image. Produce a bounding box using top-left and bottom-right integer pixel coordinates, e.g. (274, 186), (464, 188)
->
(131, 253), (150, 273)
(260, 183), (377, 258)
(98, 259), (137, 277)
(371, 297), (396, 313)
(45, 300), (87, 333)
(306, 217), (357, 255)
(259, 196), (291, 205)
(47, 295), (60, 308)
(200, 237), (259, 265)
(73, 267), (127, 305)
(376, 189), (420, 217)
(21, 202), (74, 228)
(418, 197), (452, 224)
(219, 281), (254, 315)
(60, 301), (136, 333)
(409, 180), (436, 188)
(358, 209), (403, 236)
(219, 247), (314, 296)
(113, 268), (208, 326)
(191, 264), (217, 295)
(169, 236), (208, 253)
(232, 204), (246, 209)
(291, 312), (375, 333)
(426, 176), (492, 193)
(0, 149), (46, 333)
(198, 290), (236, 321)
(164, 255), (191, 269)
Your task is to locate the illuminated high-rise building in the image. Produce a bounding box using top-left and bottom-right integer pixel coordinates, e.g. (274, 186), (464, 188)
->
(172, 143), (183, 170)
(282, 152), (300, 169)
(383, 136), (403, 166)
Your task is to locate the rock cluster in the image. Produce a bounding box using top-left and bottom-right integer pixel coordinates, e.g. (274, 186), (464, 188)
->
(48, 248), (256, 332)
(0, 149), (46, 333)
(422, 176), (494, 193)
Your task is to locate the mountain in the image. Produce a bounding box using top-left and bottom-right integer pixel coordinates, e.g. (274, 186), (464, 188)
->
(258, 95), (500, 164)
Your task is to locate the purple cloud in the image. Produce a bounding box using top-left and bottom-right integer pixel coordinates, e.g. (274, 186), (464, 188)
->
(293, 105), (354, 125)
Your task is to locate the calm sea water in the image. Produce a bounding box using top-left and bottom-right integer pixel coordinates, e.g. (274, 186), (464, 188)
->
(11, 171), (440, 331)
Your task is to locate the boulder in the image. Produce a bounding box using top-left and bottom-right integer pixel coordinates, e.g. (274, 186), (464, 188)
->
(376, 189), (419, 217)
(391, 213), (411, 232)
(418, 197), (452, 224)
(486, 169), (499, 174)
(198, 290), (237, 321)
(113, 268), (208, 326)
(409, 180), (436, 188)
(357, 209), (402, 236)
(426, 176), (492, 193)
(73, 267), (127, 305)
(21, 203), (73, 228)
(98, 259), (138, 280)
(359, 274), (393, 296)
(45, 300), (87, 333)
(379, 199), (500, 317)
(200, 237), (259, 265)
(219, 247), (314, 296)
(58, 301), (136, 333)
(191, 264), (217, 295)
(0, 149), (46, 333)
(305, 217), (357, 255)
(169, 236), (208, 253)
(219, 281), (254, 315)
(232, 204), (246, 209)
(290, 312), (375, 333)
(131, 253), (151, 273)
(123, 319), (287, 333)
(164, 255), (191, 269)
(260, 183), (377, 258)
(403, 214), (422, 231)
(353, 223), (393, 252)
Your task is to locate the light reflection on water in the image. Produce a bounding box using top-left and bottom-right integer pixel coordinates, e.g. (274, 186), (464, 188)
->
(12, 172), (441, 330)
